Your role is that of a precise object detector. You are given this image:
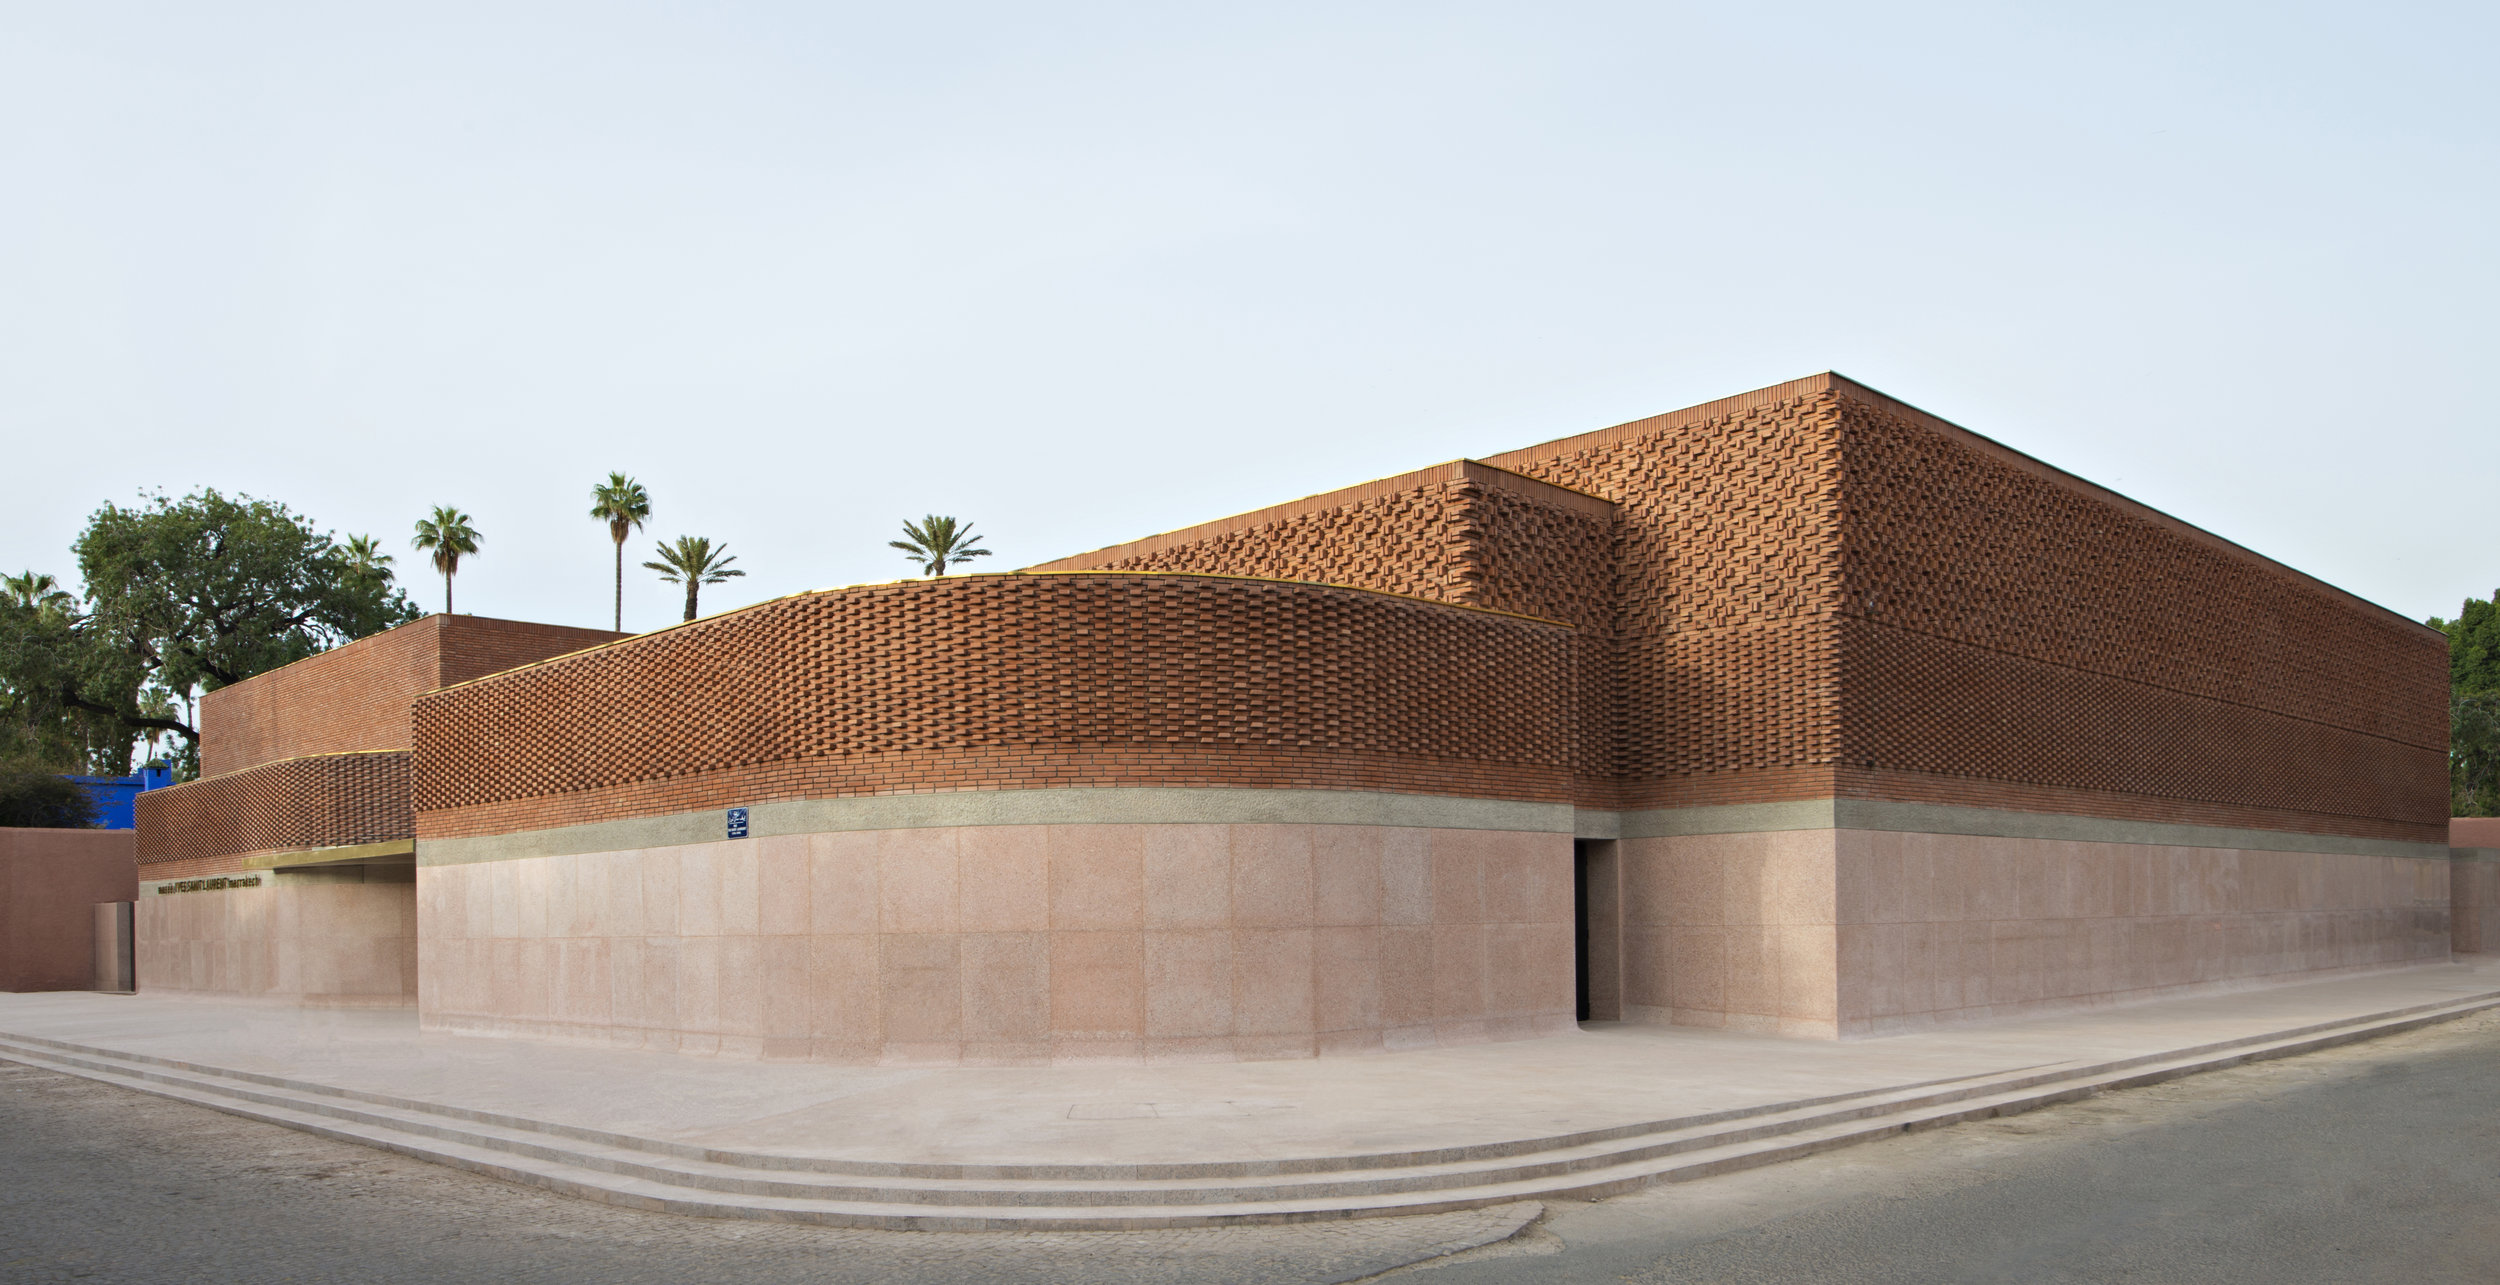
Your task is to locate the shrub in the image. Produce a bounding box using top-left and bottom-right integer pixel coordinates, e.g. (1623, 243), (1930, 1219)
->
(0, 761), (100, 828)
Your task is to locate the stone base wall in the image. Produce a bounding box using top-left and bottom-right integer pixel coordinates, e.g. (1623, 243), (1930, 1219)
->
(2453, 851), (2500, 954)
(417, 822), (1574, 1064)
(135, 865), (417, 1005)
(1616, 825), (2451, 1039)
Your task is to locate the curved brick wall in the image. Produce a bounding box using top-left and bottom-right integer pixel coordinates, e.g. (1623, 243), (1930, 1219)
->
(135, 751), (413, 868)
(413, 574), (1577, 839)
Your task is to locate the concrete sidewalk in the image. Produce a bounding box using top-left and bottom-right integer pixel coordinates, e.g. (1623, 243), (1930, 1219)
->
(8, 960), (2499, 1165)
(2, 960), (2495, 1227)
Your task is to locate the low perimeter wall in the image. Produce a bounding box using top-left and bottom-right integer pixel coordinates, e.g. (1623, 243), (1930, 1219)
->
(0, 829), (137, 991)
(1605, 808), (2451, 1038)
(136, 865), (417, 1006)
(418, 815), (1574, 1064)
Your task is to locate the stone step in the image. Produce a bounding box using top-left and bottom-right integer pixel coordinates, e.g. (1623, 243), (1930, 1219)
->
(3, 991), (2491, 1229)
(0, 1034), (2055, 1207)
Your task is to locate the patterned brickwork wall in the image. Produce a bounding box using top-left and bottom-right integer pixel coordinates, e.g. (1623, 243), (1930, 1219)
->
(1034, 463), (1614, 622)
(413, 574), (1576, 840)
(1044, 471), (1469, 601)
(135, 751), (412, 867)
(1049, 372), (2439, 841)
(201, 616), (623, 777)
(1484, 383), (1848, 809)
(1039, 462), (1619, 794)
(1830, 390), (2449, 840)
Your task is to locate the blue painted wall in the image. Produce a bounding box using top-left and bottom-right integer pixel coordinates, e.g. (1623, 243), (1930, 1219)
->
(64, 764), (174, 830)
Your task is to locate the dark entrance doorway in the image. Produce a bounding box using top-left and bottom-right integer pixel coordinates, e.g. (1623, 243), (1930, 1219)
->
(1572, 838), (1619, 1022)
(1573, 839), (1593, 1020)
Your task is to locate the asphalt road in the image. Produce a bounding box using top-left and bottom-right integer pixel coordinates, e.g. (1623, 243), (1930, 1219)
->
(1400, 1006), (2500, 1285)
(0, 1064), (1526, 1285)
(5, 1008), (2499, 1284)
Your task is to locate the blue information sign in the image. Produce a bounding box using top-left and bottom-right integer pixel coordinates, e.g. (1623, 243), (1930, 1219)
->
(726, 807), (749, 839)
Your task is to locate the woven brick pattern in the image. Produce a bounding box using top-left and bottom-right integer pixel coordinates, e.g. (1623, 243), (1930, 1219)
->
(1828, 395), (2446, 837)
(135, 751), (412, 866)
(1057, 375), (2440, 840)
(413, 575), (1576, 839)
(1057, 466), (1619, 787)
(202, 615), (622, 776)
(1488, 388), (1849, 807)
(1084, 480), (1472, 601)
(1837, 621), (2447, 829)
(1833, 396), (2447, 750)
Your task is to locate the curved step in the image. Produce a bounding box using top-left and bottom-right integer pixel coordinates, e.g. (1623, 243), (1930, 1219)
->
(2, 989), (2491, 1229)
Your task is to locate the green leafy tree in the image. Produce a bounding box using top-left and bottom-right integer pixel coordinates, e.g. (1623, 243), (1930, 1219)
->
(0, 594), (128, 773)
(2454, 692), (2500, 819)
(888, 515), (992, 577)
(589, 473), (652, 633)
(410, 506), (482, 614)
(0, 759), (99, 828)
(0, 490), (418, 769)
(642, 536), (744, 622)
(2435, 593), (2500, 816)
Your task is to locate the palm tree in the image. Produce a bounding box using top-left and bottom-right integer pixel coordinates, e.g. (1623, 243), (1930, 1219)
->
(410, 506), (482, 614)
(642, 535), (745, 622)
(588, 473), (652, 632)
(341, 535), (394, 587)
(2, 570), (75, 614)
(889, 515), (992, 577)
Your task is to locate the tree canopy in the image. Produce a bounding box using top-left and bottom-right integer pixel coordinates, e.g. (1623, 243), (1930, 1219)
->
(2432, 593), (2500, 817)
(0, 490), (418, 774)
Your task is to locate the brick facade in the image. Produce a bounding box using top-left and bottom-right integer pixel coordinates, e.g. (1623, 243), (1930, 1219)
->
(136, 751), (411, 870)
(413, 574), (1577, 840)
(202, 615), (623, 777)
(1047, 374), (2445, 844)
(146, 614), (624, 874)
(1029, 462), (1621, 795)
(131, 372), (2457, 1046)
(1825, 392), (2446, 840)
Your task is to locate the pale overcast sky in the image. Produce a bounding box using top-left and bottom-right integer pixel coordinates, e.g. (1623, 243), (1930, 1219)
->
(3, 3), (2492, 632)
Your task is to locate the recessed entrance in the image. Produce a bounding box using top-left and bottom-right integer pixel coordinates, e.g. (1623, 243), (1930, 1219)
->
(1573, 838), (1620, 1022)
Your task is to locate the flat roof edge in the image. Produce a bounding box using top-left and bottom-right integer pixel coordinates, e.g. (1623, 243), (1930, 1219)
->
(1811, 375), (2444, 641)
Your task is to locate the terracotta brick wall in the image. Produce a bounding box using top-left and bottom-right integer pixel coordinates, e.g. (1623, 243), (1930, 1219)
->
(1482, 382), (1848, 810)
(201, 616), (623, 777)
(1823, 389), (2447, 841)
(1043, 373), (2442, 843)
(200, 625), (440, 777)
(1035, 461), (1619, 794)
(433, 615), (628, 688)
(136, 751), (412, 870)
(414, 574), (1577, 840)
(1053, 388), (1852, 813)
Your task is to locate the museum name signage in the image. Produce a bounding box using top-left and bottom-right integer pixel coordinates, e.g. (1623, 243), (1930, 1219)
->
(156, 876), (263, 895)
